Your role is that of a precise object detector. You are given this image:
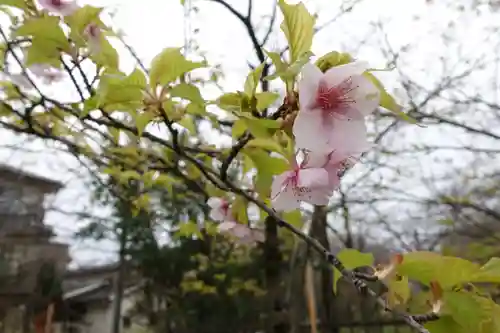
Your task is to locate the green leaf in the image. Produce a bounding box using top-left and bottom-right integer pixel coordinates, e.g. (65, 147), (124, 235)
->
(281, 50), (314, 79)
(244, 63), (265, 96)
(424, 316), (465, 333)
(97, 68), (146, 111)
(178, 115), (197, 134)
(443, 291), (490, 331)
(134, 112), (155, 136)
(246, 138), (285, 156)
(398, 251), (480, 288)
(231, 118), (246, 138)
(216, 92), (243, 112)
(278, 0), (315, 63)
(25, 38), (61, 67)
(471, 257), (500, 283)
(255, 92), (280, 111)
(364, 71), (418, 124)
(315, 51), (353, 72)
(265, 50), (288, 80)
(386, 276), (411, 308)
(333, 249), (374, 293)
(149, 47), (205, 86)
(282, 210), (303, 228)
(243, 118), (280, 138)
(265, 50), (313, 81)
(15, 15), (71, 53)
(246, 149), (288, 196)
(177, 221), (202, 239)
(169, 83), (205, 106)
(0, 0), (27, 9)
(91, 36), (119, 70)
(232, 197), (249, 225)
(65, 5), (104, 37)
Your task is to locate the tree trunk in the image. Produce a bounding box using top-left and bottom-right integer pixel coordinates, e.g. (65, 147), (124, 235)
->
(310, 206), (339, 333)
(263, 215), (289, 333)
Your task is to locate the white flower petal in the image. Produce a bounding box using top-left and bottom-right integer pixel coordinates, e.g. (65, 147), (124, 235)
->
(347, 75), (380, 116)
(329, 119), (369, 153)
(207, 197), (223, 209)
(297, 168), (329, 188)
(293, 108), (335, 153)
(323, 61), (369, 87)
(299, 63), (323, 110)
(210, 208), (226, 222)
(302, 185), (332, 206)
(271, 185), (300, 212)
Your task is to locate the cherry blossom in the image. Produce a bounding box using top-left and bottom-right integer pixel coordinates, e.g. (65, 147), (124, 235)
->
(5, 73), (33, 90)
(270, 155), (330, 212)
(83, 23), (102, 54)
(29, 64), (64, 84)
(207, 197), (231, 222)
(218, 221), (265, 245)
(293, 62), (380, 153)
(38, 0), (78, 16)
(300, 150), (363, 196)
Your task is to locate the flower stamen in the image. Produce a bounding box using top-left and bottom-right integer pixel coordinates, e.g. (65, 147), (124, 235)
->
(314, 77), (358, 117)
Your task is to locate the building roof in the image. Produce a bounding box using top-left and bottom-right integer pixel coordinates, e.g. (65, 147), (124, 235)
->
(0, 164), (63, 193)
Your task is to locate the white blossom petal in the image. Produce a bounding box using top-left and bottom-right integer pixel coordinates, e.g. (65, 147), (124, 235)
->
(322, 61), (369, 88)
(299, 63), (323, 109)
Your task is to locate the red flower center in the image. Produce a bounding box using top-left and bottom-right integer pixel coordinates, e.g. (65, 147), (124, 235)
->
(314, 77), (357, 116)
(51, 0), (63, 7)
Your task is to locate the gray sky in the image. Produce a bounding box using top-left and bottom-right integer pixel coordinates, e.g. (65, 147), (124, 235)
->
(1, 0), (499, 267)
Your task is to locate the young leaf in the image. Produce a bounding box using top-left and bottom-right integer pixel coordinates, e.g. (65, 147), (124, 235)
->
(134, 112), (155, 137)
(333, 249), (374, 293)
(443, 291), (491, 332)
(424, 316), (465, 333)
(471, 257), (500, 283)
(244, 62), (265, 96)
(398, 251), (480, 288)
(255, 92), (280, 111)
(149, 47), (205, 86)
(243, 118), (280, 138)
(91, 36), (119, 70)
(25, 39), (61, 67)
(15, 16), (71, 53)
(0, 0), (27, 9)
(364, 71), (418, 124)
(169, 83), (205, 106)
(65, 5), (104, 35)
(216, 92), (243, 112)
(315, 51), (353, 72)
(231, 118), (246, 138)
(264, 50), (288, 81)
(246, 138), (285, 155)
(386, 276), (411, 309)
(278, 0), (315, 63)
(97, 68), (146, 110)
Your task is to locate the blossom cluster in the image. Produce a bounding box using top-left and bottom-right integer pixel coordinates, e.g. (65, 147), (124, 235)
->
(208, 61), (380, 244)
(3, 0), (101, 89)
(271, 61), (379, 211)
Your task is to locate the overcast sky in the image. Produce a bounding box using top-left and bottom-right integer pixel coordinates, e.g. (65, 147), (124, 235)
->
(1, 0), (498, 268)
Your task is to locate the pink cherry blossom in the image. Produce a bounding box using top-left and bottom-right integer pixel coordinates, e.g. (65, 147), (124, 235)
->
(7, 73), (33, 90)
(302, 148), (366, 194)
(207, 197), (231, 221)
(83, 23), (102, 54)
(293, 62), (380, 153)
(38, 0), (78, 16)
(218, 221), (265, 245)
(270, 156), (330, 212)
(28, 64), (64, 84)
